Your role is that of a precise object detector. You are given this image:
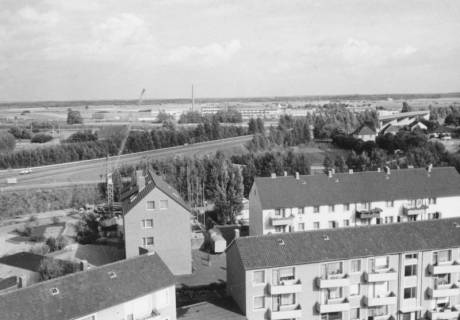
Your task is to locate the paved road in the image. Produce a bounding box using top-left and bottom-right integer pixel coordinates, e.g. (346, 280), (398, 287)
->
(0, 135), (252, 190)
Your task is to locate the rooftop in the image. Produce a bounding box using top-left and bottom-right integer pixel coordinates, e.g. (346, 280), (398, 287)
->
(123, 169), (191, 214)
(253, 167), (460, 209)
(230, 217), (460, 270)
(0, 252), (74, 273)
(177, 299), (245, 320)
(0, 253), (175, 320)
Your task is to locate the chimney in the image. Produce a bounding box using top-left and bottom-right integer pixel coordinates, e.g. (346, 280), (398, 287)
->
(309, 124), (314, 140)
(331, 168), (336, 174)
(295, 172), (300, 180)
(234, 229), (240, 240)
(283, 171), (288, 177)
(136, 170), (145, 191)
(384, 166), (391, 175)
(427, 163), (433, 173)
(80, 259), (89, 271)
(377, 168), (381, 173)
(349, 169), (353, 174)
(18, 275), (26, 288)
(328, 170), (333, 178)
(271, 173), (276, 179)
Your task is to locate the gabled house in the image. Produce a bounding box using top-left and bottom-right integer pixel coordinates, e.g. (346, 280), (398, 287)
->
(353, 125), (376, 141)
(0, 253), (177, 320)
(122, 170), (192, 275)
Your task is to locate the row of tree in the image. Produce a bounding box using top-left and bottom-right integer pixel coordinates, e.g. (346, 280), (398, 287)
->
(0, 121), (247, 168)
(178, 109), (243, 124)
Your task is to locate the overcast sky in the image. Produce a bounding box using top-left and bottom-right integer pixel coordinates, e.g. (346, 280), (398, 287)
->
(1, 0), (459, 101)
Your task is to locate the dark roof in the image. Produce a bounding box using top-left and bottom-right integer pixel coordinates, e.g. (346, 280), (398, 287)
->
(0, 252), (73, 273)
(253, 167), (460, 209)
(0, 253), (175, 320)
(0, 277), (17, 291)
(177, 299), (245, 320)
(230, 217), (460, 270)
(123, 170), (191, 214)
(355, 125), (376, 136)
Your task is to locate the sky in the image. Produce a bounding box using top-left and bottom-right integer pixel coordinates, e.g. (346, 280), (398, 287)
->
(0, 0), (459, 101)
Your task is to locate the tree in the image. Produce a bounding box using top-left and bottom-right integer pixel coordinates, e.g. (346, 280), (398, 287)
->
(0, 131), (16, 152)
(401, 101), (413, 113)
(67, 109), (83, 124)
(157, 110), (173, 123)
(67, 130), (98, 143)
(213, 163), (244, 224)
(38, 258), (75, 281)
(31, 133), (53, 143)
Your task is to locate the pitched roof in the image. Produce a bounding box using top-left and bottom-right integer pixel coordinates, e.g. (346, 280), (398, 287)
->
(0, 253), (175, 320)
(355, 125), (376, 136)
(230, 217), (460, 270)
(123, 170), (191, 214)
(0, 252), (74, 273)
(177, 299), (245, 320)
(253, 167), (460, 209)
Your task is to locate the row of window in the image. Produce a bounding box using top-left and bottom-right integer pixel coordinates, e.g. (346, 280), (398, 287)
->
(146, 200), (169, 210)
(274, 198), (438, 215)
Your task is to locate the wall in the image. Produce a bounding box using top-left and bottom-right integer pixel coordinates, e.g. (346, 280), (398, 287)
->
(124, 187), (192, 275)
(248, 184), (264, 236)
(226, 244), (247, 314)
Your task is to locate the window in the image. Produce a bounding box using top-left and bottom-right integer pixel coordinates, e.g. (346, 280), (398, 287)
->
(298, 207), (304, 215)
(350, 283), (360, 296)
(344, 203), (350, 211)
(142, 237), (154, 246)
(429, 198), (437, 205)
(313, 222), (320, 229)
(434, 250), (452, 265)
(328, 221), (337, 229)
(280, 293), (295, 305)
(376, 218), (381, 224)
(372, 281), (389, 298)
(321, 313), (342, 320)
(368, 306), (388, 317)
(404, 287), (416, 299)
(314, 206), (320, 213)
(350, 259), (361, 273)
(297, 223), (305, 231)
(408, 215), (417, 222)
(350, 308), (360, 320)
(253, 296), (265, 310)
(253, 270), (265, 284)
(273, 267), (295, 284)
(321, 262), (343, 279)
(325, 287), (342, 300)
(371, 256), (389, 271)
(434, 273), (451, 287)
(126, 316), (134, 320)
(386, 200), (394, 207)
(141, 219), (153, 228)
(384, 216), (394, 224)
(405, 265), (417, 277)
(275, 209), (281, 216)
(343, 219), (350, 227)
(405, 253), (417, 259)
(159, 200), (168, 209)
(146, 201), (155, 209)
(328, 205), (335, 213)
(397, 216), (401, 223)
(363, 202), (371, 210)
(274, 225), (286, 233)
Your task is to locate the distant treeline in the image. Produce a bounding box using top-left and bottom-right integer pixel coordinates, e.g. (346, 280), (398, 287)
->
(179, 109), (243, 123)
(0, 121), (247, 169)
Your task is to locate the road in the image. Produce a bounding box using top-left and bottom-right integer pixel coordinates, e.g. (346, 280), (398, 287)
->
(0, 135), (252, 191)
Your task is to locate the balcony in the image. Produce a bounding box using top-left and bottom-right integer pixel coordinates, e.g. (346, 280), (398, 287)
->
(138, 310), (161, 320)
(427, 284), (460, 298)
(403, 205), (428, 216)
(269, 280), (302, 295)
(428, 261), (460, 275)
(356, 208), (382, 220)
(315, 299), (350, 313)
(364, 292), (397, 307)
(270, 304), (302, 320)
(271, 215), (294, 226)
(316, 275), (350, 288)
(364, 269), (397, 282)
(427, 307), (460, 320)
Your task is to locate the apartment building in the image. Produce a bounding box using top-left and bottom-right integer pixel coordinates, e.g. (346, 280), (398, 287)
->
(249, 167), (460, 235)
(123, 170), (192, 275)
(0, 253), (177, 320)
(227, 218), (460, 320)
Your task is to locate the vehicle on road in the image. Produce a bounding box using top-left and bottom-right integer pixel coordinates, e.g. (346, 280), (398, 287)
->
(19, 168), (32, 175)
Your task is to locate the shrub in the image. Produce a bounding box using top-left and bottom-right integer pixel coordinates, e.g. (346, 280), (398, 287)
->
(51, 216), (60, 225)
(67, 109), (83, 124)
(31, 133), (53, 143)
(0, 131), (16, 152)
(29, 243), (50, 255)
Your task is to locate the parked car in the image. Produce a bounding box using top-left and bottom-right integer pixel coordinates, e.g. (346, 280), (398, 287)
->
(19, 168), (32, 175)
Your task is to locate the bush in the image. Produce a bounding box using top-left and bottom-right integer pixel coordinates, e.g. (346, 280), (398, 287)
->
(29, 243), (50, 255)
(0, 131), (16, 152)
(38, 258), (75, 281)
(67, 109), (83, 124)
(8, 127), (32, 139)
(66, 130), (97, 143)
(51, 216), (60, 225)
(46, 236), (68, 252)
(31, 133), (53, 143)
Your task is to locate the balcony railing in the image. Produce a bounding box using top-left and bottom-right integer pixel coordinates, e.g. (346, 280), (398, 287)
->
(427, 307), (460, 320)
(356, 208), (382, 220)
(269, 279), (302, 294)
(271, 215), (294, 226)
(364, 292), (397, 306)
(427, 284), (460, 298)
(270, 304), (302, 320)
(428, 261), (460, 275)
(364, 269), (397, 282)
(316, 274), (350, 288)
(403, 205), (428, 216)
(315, 298), (350, 313)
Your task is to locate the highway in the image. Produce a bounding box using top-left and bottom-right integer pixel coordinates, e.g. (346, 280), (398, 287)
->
(0, 135), (252, 191)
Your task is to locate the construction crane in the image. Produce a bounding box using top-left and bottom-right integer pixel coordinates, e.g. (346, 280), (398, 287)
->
(106, 88), (146, 207)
